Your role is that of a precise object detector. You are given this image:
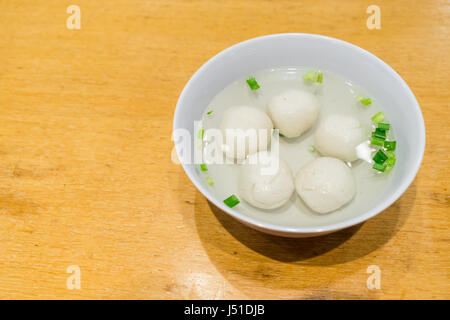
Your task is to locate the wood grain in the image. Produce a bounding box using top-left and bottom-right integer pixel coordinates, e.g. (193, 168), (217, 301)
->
(0, 0), (448, 299)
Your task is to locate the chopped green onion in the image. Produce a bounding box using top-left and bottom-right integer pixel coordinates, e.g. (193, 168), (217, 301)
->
(317, 72), (323, 83)
(357, 96), (372, 106)
(200, 164), (208, 171)
(368, 125), (397, 172)
(371, 137), (385, 146)
(303, 71), (317, 82)
(303, 71), (323, 83)
(372, 133), (385, 141)
(384, 140), (396, 151)
(373, 149), (388, 164)
(205, 176), (214, 186)
(378, 123), (390, 130)
(246, 77), (260, 90)
(386, 157), (396, 166)
(371, 112), (385, 124)
(386, 151), (395, 159)
(385, 151), (396, 166)
(372, 128), (387, 140)
(224, 194), (240, 208)
(207, 110), (213, 115)
(198, 129), (204, 139)
(309, 145), (316, 152)
(368, 113), (397, 174)
(373, 163), (386, 172)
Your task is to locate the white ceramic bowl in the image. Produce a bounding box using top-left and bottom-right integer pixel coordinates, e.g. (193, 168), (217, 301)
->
(173, 33), (425, 238)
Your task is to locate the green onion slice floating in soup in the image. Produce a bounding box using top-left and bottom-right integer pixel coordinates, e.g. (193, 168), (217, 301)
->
(372, 128), (387, 140)
(246, 77), (260, 90)
(373, 163), (386, 172)
(384, 140), (396, 151)
(371, 137), (384, 147)
(357, 96), (372, 106)
(317, 72), (323, 83)
(378, 122), (390, 130)
(205, 176), (214, 186)
(303, 71), (323, 83)
(373, 149), (388, 165)
(371, 112), (385, 124)
(224, 194), (240, 208)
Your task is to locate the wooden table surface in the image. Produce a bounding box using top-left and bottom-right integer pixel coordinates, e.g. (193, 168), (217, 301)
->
(0, 0), (448, 300)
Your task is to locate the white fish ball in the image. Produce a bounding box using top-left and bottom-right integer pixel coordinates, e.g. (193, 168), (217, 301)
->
(314, 114), (364, 162)
(295, 157), (355, 214)
(221, 105), (273, 160)
(267, 90), (320, 138)
(239, 152), (294, 210)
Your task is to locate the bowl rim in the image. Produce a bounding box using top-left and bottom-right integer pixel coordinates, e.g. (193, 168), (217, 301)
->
(173, 33), (426, 235)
